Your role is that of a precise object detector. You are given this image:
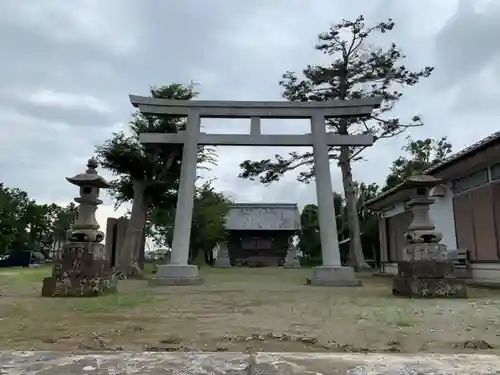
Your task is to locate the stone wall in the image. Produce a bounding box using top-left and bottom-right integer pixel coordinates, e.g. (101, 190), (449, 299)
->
(105, 217), (146, 269)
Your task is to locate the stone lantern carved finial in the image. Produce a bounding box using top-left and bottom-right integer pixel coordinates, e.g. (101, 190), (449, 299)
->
(86, 157), (99, 173)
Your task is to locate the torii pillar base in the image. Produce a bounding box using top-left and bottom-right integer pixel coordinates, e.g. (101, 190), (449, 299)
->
(148, 264), (203, 286)
(307, 266), (362, 287)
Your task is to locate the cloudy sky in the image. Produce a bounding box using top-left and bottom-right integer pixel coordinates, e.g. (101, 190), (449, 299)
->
(1, 0), (499, 234)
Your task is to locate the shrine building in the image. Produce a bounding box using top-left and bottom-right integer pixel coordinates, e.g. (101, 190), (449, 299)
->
(224, 203), (301, 267)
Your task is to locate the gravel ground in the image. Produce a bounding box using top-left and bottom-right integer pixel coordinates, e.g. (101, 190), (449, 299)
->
(1, 267), (500, 354)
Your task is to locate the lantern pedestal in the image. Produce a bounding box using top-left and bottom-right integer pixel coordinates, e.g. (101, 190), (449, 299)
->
(392, 244), (467, 298)
(42, 242), (116, 297)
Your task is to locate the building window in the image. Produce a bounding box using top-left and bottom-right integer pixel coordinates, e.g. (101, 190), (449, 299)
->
(491, 162), (500, 181)
(452, 169), (489, 194)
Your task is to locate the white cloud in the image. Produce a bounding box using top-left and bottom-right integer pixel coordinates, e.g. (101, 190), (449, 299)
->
(23, 89), (112, 114)
(2, 0), (139, 56)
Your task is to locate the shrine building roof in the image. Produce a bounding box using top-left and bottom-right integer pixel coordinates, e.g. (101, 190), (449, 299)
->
(225, 203), (301, 231)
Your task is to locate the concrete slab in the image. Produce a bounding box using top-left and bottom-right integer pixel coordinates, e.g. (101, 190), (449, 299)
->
(1, 352), (499, 374)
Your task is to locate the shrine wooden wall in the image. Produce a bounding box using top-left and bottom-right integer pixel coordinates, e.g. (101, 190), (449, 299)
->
(385, 211), (413, 262)
(453, 178), (500, 262)
(226, 230), (291, 266)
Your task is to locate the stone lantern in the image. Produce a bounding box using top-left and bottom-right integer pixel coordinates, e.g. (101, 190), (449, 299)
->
(283, 236), (301, 269)
(392, 174), (467, 298)
(214, 242), (232, 268)
(65, 158), (108, 243)
(42, 158), (117, 297)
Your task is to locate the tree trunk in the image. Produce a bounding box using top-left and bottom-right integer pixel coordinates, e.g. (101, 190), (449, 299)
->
(116, 180), (149, 279)
(339, 147), (370, 271)
(209, 249), (214, 266)
(335, 68), (369, 270)
(138, 238), (145, 271)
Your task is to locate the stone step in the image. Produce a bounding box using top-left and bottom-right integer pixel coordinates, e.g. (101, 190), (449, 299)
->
(1, 352), (499, 374)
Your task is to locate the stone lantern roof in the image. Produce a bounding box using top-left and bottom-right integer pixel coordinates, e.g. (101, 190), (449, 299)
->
(66, 158), (111, 188)
(400, 174), (444, 189)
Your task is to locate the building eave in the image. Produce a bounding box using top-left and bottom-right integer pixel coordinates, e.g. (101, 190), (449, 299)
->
(425, 130), (500, 175)
(365, 187), (409, 211)
(366, 131), (500, 210)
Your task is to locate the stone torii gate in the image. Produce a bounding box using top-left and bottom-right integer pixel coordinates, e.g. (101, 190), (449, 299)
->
(129, 95), (382, 286)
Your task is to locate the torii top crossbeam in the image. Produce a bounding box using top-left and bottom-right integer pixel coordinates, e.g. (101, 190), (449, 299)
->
(129, 95), (381, 119)
(129, 95), (383, 147)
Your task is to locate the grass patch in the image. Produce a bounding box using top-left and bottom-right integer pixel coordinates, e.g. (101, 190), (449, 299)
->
(394, 319), (414, 327)
(0, 265), (51, 285)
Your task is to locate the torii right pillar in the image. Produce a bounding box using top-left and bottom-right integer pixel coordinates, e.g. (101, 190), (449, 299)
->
(307, 114), (361, 286)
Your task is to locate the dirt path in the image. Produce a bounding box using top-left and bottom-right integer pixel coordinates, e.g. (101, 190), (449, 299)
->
(1, 267), (500, 353)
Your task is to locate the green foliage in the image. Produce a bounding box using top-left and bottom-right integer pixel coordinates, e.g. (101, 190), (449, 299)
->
(299, 182), (381, 264)
(50, 203), (79, 242)
(239, 15), (434, 183)
(299, 256), (323, 267)
(298, 193), (349, 259)
(298, 204), (321, 260)
(150, 181), (232, 264)
(0, 185), (31, 251)
(352, 182), (381, 264)
(96, 83), (217, 209)
(0, 183), (78, 255)
(383, 136), (452, 190)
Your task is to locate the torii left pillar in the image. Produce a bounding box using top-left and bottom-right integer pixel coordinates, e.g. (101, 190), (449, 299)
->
(151, 112), (203, 285)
